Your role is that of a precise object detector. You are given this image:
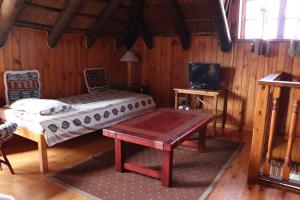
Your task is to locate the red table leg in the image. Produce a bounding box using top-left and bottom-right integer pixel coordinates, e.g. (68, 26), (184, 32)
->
(198, 126), (207, 153)
(115, 139), (124, 173)
(162, 150), (173, 187)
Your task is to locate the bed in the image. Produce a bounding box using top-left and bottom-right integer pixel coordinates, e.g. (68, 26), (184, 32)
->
(0, 69), (156, 173)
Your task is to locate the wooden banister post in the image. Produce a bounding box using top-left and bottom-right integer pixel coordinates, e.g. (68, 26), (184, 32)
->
(282, 90), (300, 180)
(248, 84), (270, 182)
(263, 87), (281, 176)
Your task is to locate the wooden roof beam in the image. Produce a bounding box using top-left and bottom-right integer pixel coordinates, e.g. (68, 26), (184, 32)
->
(95, 0), (131, 11)
(47, 0), (83, 48)
(0, 0), (25, 47)
(116, 0), (152, 50)
(165, 0), (190, 50)
(209, 0), (232, 52)
(115, 26), (128, 49)
(86, 0), (122, 48)
(124, 0), (144, 49)
(138, 19), (153, 49)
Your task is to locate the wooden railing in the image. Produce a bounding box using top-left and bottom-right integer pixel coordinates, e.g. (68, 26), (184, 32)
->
(249, 72), (300, 189)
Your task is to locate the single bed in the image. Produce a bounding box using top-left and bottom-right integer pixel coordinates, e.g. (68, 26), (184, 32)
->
(0, 69), (155, 173)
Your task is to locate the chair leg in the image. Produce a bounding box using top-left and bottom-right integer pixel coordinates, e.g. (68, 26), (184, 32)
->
(0, 148), (14, 174)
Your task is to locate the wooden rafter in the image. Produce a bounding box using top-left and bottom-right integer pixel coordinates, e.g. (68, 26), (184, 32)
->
(208, 0), (232, 52)
(138, 19), (153, 49)
(95, 0), (131, 11)
(47, 0), (83, 48)
(125, 0), (144, 49)
(165, 0), (190, 50)
(116, 0), (153, 50)
(86, 0), (122, 48)
(0, 0), (25, 47)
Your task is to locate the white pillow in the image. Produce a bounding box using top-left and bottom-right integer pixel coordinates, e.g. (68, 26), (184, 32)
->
(10, 98), (71, 115)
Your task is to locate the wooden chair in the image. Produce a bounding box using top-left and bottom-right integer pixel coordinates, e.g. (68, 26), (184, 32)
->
(0, 122), (17, 174)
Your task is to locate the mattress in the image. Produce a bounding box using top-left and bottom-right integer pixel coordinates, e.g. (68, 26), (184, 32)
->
(0, 89), (156, 146)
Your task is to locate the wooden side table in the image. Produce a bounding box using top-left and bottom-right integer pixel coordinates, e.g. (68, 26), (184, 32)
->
(174, 88), (228, 135)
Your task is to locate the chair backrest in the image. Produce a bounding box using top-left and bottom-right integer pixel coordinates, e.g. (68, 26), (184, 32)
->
(84, 67), (109, 93)
(4, 70), (41, 105)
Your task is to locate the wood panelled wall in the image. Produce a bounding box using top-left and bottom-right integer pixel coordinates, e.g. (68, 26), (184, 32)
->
(1, 27), (300, 131)
(131, 36), (300, 130)
(0, 27), (127, 105)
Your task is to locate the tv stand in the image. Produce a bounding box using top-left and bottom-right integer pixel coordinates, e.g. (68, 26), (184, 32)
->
(173, 88), (228, 135)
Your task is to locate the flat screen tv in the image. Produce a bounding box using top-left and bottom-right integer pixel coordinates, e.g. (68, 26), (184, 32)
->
(188, 63), (221, 90)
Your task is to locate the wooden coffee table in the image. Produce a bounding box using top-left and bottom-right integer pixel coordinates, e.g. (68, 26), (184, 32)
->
(103, 108), (214, 187)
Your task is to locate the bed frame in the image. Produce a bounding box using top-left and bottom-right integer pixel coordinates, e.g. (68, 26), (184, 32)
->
(14, 127), (48, 173)
(12, 108), (155, 173)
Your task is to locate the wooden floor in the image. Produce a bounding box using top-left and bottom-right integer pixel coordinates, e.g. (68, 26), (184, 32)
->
(0, 129), (300, 200)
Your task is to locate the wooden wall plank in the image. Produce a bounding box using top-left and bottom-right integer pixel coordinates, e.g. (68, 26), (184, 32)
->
(130, 36), (298, 131)
(0, 27), (126, 103)
(1, 27), (300, 131)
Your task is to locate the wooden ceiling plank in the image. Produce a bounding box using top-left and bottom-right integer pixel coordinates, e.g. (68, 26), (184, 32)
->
(0, 0), (25, 47)
(86, 0), (122, 48)
(208, 0), (232, 52)
(24, 1), (128, 24)
(24, 1), (61, 13)
(15, 20), (90, 33)
(47, 0), (84, 48)
(165, 0), (190, 50)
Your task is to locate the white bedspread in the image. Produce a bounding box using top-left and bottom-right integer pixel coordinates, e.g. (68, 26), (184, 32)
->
(0, 89), (155, 146)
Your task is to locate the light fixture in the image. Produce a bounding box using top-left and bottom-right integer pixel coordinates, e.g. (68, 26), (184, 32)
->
(120, 51), (140, 87)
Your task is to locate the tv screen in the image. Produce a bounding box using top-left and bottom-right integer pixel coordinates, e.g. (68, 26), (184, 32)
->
(188, 63), (221, 90)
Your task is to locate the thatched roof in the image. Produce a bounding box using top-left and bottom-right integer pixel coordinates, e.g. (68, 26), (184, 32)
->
(0, 0), (232, 50)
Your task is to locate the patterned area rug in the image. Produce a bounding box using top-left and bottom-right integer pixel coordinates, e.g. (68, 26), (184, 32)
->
(47, 138), (243, 200)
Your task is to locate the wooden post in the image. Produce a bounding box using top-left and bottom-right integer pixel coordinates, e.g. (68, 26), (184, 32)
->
(0, 0), (25, 47)
(263, 87), (281, 176)
(38, 135), (48, 173)
(282, 98), (299, 180)
(248, 85), (270, 181)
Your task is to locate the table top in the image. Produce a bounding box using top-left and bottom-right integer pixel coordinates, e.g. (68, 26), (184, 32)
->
(103, 108), (214, 150)
(174, 88), (226, 96)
